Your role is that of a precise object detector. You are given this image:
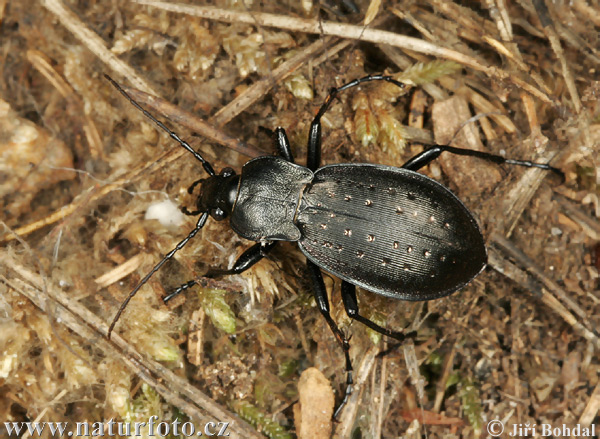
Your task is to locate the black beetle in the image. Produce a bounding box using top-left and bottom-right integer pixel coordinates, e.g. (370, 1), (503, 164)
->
(105, 74), (561, 414)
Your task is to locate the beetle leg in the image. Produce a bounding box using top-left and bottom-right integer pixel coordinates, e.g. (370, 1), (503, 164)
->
(402, 144), (563, 177)
(401, 146), (444, 171)
(204, 241), (277, 277)
(162, 242), (278, 303)
(181, 207), (204, 216)
(274, 127), (295, 163)
(259, 126), (295, 163)
(307, 261), (353, 417)
(181, 204), (204, 216)
(341, 281), (415, 342)
(307, 75), (406, 171)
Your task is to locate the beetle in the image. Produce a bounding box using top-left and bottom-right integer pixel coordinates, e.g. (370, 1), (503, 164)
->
(105, 74), (561, 414)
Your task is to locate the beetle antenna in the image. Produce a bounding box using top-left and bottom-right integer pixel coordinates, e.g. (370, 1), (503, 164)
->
(442, 113), (564, 178)
(107, 212), (209, 339)
(104, 74), (216, 177)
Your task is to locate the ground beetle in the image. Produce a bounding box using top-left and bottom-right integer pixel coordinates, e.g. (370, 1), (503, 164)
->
(105, 74), (561, 415)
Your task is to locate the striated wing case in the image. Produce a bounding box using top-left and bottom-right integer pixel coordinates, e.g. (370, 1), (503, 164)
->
(296, 164), (487, 300)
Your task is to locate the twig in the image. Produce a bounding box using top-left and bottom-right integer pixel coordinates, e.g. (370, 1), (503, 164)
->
(432, 343), (456, 413)
(488, 235), (600, 349)
(94, 254), (146, 289)
(119, 86), (265, 158)
(501, 157), (558, 238)
(2, 251), (263, 439)
(40, 0), (156, 96)
(26, 49), (104, 159)
(374, 347), (387, 439)
(211, 37), (335, 127)
(578, 381), (600, 427)
(532, 0), (582, 113)
(133, 0), (554, 105)
(554, 194), (600, 241)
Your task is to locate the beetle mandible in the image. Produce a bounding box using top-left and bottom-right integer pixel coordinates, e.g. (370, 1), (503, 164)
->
(105, 74), (561, 414)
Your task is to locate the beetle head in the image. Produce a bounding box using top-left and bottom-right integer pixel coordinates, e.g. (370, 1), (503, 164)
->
(196, 167), (239, 221)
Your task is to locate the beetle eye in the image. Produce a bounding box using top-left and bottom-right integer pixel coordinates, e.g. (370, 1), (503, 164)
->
(220, 167), (235, 178)
(211, 207), (227, 221)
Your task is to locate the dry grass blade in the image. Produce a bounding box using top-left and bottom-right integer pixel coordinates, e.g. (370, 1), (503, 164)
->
(119, 86), (264, 158)
(2, 0), (597, 437)
(578, 382), (600, 426)
(2, 250), (263, 439)
(555, 194), (600, 240)
(488, 236), (599, 349)
(134, 0), (554, 104)
(531, 0), (582, 113)
(41, 0), (156, 96)
(26, 50), (103, 160)
(363, 0), (381, 26)
(210, 36), (336, 127)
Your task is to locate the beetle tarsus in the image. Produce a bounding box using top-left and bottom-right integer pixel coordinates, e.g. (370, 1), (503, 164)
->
(206, 242), (277, 278)
(402, 143), (563, 179)
(341, 281), (415, 342)
(186, 178), (204, 194)
(308, 261), (355, 416)
(333, 371), (354, 419)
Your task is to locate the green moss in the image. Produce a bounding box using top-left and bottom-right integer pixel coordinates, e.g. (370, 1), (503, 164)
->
(230, 400), (293, 439)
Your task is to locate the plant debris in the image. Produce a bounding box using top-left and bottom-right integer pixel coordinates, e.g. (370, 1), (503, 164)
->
(1, 1), (598, 438)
